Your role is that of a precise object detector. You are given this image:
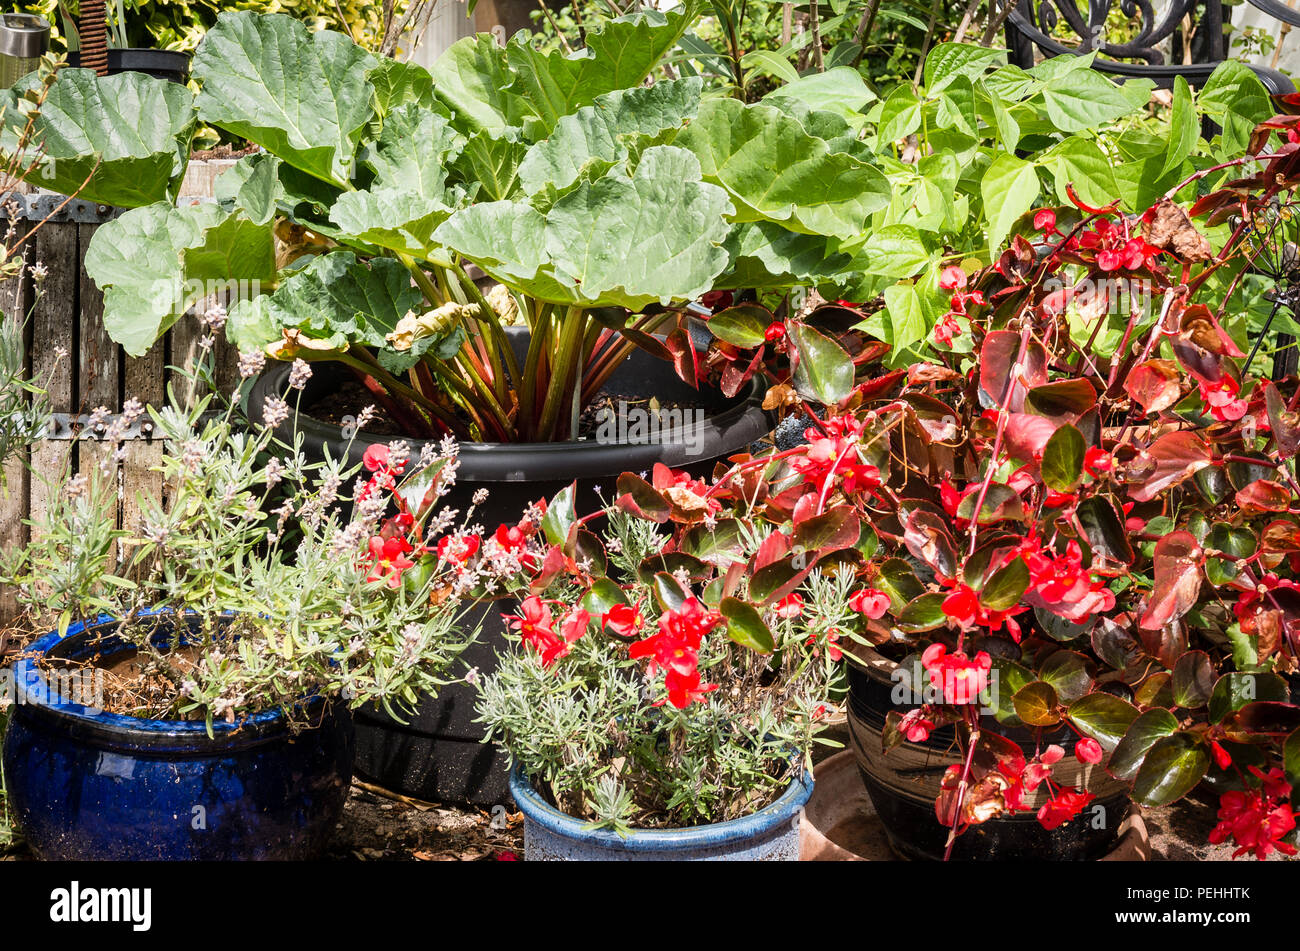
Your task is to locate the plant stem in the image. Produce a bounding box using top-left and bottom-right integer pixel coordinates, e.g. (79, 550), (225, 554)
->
(943, 707), (981, 862)
(809, 0), (825, 71)
(450, 262), (522, 394)
(400, 253), (444, 308)
(966, 326), (1030, 557)
(340, 347), (463, 432)
(913, 0), (941, 85)
(537, 306), (588, 440)
(519, 303), (554, 437)
(851, 0), (881, 68)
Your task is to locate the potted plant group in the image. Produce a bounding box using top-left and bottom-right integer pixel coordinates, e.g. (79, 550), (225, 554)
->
(47, 7), (895, 801)
(0, 353), (482, 859)
(10, 18), (1273, 804)
(7, 2), (1292, 838)
(722, 142), (1300, 859)
(472, 466), (852, 859)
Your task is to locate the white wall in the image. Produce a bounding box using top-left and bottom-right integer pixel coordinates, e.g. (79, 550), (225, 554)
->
(410, 0), (480, 67)
(1229, 1), (1300, 79)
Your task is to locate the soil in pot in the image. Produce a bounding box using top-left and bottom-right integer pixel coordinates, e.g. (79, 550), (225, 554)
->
(1, 615), (353, 860)
(304, 378), (711, 445)
(845, 643), (1130, 861)
(249, 330), (773, 806)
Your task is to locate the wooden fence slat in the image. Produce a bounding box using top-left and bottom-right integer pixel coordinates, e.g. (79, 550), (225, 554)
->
(26, 222), (77, 545)
(0, 159), (240, 626)
(121, 335), (165, 540)
(77, 221), (120, 552)
(169, 309), (205, 408)
(0, 235), (33, 625)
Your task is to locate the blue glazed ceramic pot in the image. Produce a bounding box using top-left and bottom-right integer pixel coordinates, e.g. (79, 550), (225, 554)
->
(509, 764), (812, 861)
(1, 614), (354, 860)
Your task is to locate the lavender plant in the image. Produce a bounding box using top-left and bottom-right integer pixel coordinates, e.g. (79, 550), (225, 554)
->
(1, 53), (81, 851)
(474, 491), (846, 831)
(2, 338), (483, 731)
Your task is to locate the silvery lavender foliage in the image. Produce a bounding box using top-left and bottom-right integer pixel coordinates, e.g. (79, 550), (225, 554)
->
(0, 315), (50, 486)
(4, 361), (484, 730)
(474, 504), (845, 831)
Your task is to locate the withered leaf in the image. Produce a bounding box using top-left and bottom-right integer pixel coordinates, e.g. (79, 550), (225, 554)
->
(1143, 199), (1214, 263)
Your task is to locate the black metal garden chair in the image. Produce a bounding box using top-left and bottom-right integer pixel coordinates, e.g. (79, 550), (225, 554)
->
(1005, 0), (1297, 94)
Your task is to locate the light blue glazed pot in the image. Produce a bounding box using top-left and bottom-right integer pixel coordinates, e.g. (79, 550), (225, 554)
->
(509, 764), (812, 861)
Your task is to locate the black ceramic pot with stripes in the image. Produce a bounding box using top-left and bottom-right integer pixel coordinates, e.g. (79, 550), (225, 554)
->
(249, 328), (771, 805)
(845, 643), (1130, 861)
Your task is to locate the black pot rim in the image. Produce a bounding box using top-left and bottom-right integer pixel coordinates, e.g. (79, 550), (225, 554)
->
(846, 640), (1089, 753)
(67, 48), (190, 65)
(9, 611), (328, 753)
(246, 342), (773, 482)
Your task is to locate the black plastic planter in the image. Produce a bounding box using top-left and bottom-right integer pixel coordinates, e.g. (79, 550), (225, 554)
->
(248, 331), (772, 805)
(845, 644), (1130, 861)
(67, 48), (189, 83)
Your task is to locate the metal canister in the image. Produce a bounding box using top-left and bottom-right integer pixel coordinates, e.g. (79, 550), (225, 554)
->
(0, 13), (51, 89)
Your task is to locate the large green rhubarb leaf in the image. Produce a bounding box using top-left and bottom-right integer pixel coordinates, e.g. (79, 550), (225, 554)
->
(436, 146), (732, 309)
(227, 250), (423, 354)
(718, 221), (853, 288)
(760, 98), (872, 162)
(504, 8), (696, 135)
(546, 146), (733, 308)
(678, 98), (890, 239)
(367, 58), (438, 116)
(363, 104), (464, 192)
(192, 11), (377, 187)
(450, 128), (528, 201)
(433, 200), (555, 289)
(2, 69), (195, 208)
(215, 152), (284, 225)
(430, 33), (529, 136)
(517, 77), (703, 197)
(329, 104), (468, 256)
(85, 203), (274, 356)
(329, 190), (456, 258)
(181, 212), (276, 284)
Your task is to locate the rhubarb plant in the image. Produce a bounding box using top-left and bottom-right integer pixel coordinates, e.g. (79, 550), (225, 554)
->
(7, 18), (1275, 438)
(50, 8), (898, 440)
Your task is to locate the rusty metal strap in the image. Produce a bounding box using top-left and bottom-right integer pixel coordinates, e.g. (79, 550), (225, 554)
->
(0, 192), (121, 224)
(36, 413), (158, 442)
(0, 192), (220, 224)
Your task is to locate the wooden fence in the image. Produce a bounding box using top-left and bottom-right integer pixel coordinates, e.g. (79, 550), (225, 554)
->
(0, 161), (240, 625)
